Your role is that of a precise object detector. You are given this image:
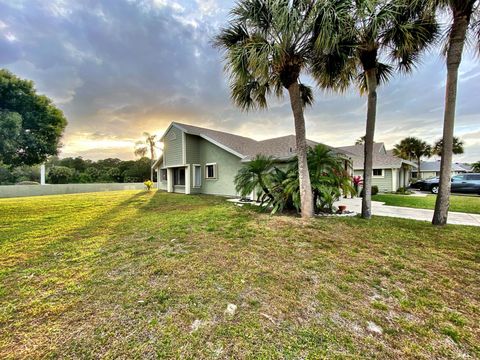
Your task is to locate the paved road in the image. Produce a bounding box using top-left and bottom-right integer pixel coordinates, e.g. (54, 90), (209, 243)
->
(334, 197), (480, 227)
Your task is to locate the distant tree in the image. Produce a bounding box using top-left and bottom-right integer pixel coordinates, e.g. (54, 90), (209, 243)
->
(355, 136), (366, 145)
(134, 132), (158, 181)
(393, 137), (431, 179)
(432, 137), (464, 157)
(472, 161), (480, 172)
(0, 69), (67, 166)
(48, 166), (75, 184)
(122, 157), (151, 183)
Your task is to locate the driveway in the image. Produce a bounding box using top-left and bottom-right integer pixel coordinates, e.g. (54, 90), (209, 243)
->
(334, 197), (480, 227)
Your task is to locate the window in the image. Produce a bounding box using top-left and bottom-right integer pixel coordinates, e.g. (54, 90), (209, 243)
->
(466, 174), (480, 181)
(194, 165), (201, 187)
(173, 168), (185, 185)
(205, 163), (217, 179)
(451, 175), (463, 182)
(373, 169), (383, 177)
(160, 169), (167, 182)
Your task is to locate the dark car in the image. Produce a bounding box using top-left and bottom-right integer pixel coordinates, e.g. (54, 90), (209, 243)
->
(422, 173), (480, 194)
(410, 176), (439, 190)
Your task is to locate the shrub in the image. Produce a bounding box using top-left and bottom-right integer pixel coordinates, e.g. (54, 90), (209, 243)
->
(16, 181), (40, 185)
(396, 187), (413, 195)
(360, 185), (379, 197)
(144, 180), (154, 191)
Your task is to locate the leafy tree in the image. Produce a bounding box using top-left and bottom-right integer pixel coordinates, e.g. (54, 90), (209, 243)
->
(432, 0), (479, 226)
(134, 132), (158, 181)
(0, 69), (67, 166)
(432, 136), (464, 156)
(215, 0), (325, 218)
(234, 155), (275, 202)
(48, 166), (75, 184)
(313, 0), (438, 219)
(393, 137), (431, 178)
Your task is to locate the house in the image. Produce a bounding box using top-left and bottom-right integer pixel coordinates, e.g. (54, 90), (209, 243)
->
(412, 160), (473, 179)
(153, 122), (351, 197)
(337, 143), (416, 192)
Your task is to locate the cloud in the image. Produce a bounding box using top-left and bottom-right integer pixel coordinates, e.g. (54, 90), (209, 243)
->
(0, 0), (479, 162)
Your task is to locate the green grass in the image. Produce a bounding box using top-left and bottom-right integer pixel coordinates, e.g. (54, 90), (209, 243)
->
(372, 193), (480, 214)
(0, 190), (479, 359)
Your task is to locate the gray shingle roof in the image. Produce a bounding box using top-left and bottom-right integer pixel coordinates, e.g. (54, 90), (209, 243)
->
(167, 122), (348, 161)
(420, 161), (473, 172)
(337, 143), (416, 169)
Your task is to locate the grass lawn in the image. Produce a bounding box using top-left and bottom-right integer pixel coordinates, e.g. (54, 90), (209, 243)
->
(372, 193), (480, 214)
(1, 190), (479, 359)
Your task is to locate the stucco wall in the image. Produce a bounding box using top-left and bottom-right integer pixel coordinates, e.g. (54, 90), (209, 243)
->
(0, 183), (149, 198)
(163, 126), (184, 167)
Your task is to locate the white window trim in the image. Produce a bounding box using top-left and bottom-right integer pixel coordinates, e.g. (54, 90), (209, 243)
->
(193, 164), (202, 188)
(205, 163), (217, 180)
(372, 169), (384, 178)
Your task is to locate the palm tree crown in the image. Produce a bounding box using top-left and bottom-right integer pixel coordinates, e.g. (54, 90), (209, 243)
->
(433, 136), (464, 156)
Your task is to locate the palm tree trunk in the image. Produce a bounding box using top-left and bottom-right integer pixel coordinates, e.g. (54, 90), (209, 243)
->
(417, 158), (421, 180)
(288, 81), (313, 218)
(361, 69), (378, 219)
(433, 11), (469, 226)
(258, 177), (274, 201)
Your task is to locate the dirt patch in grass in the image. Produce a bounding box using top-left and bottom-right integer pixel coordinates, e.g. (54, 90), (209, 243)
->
(0, 190), (479, 358)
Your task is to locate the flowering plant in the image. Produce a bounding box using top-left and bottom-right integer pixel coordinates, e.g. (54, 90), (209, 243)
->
(144, 180), (154, 191)
(352, 176), (363, 196)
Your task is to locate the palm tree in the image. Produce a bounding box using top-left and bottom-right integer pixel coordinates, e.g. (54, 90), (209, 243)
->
(432, 136), (464, 156)
(355, 136), (366, 145)
(393, 137), (431, 178)
(234, 155), (275, 203)
(432, 0), (479, 226)
(215, 0), (321, 218)
(472, 161), (480, 172)
(312, 0), (438, 219)
(134, 132), (157, 181)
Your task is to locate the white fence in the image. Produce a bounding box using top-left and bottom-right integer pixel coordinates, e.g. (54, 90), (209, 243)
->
(0, 183), (152, 198)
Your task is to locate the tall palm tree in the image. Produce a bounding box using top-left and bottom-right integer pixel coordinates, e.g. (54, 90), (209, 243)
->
(432, 0), (479, 225)
(432, 136), (464, 156)
(472, 161), (480, 172)
(134, 132), (157, 181)
(234, 155), (275, 202)
(393, 137), (431, 178)
(215, 0), (322, 218)
(312, 0), (438, 219)
(355, 136), (366, 145)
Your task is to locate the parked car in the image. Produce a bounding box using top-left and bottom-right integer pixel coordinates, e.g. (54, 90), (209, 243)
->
(410, 177), (438, 190)
(418, 174), (480, 194)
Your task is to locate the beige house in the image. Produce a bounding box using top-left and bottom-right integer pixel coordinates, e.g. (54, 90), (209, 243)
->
(338, 143), (416, 192)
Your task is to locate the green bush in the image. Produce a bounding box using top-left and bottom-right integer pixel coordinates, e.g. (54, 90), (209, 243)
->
(48, 166), (75, 184)
(360, 185), (379, 197)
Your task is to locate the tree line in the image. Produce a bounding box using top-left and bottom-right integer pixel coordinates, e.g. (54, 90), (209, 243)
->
(215, 0), (479, 225)
(0, 157), (155, 185)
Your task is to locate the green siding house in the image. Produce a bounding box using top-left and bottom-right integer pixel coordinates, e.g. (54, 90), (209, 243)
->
(153, 122), (352, 197)
(338, 143), (417, 192)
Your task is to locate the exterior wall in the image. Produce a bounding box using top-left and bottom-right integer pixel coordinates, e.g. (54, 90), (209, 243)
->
(185, 134), (201, 164)
(0, 183), (149, 198)
(354, 169), (393, 192)
(163, 126), (184, 167)
(197, 138), (242, 196)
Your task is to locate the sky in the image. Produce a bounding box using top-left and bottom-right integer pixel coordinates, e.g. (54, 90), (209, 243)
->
(0, 0), (479, 162)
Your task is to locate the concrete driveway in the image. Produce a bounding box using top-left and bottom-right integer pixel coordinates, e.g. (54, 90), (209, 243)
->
(334, 197), (480, 227)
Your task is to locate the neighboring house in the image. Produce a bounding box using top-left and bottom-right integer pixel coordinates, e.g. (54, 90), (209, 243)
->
(153, 122), (351, 197)
(337, 143), (416, 193)
(412, 160), (473, 179)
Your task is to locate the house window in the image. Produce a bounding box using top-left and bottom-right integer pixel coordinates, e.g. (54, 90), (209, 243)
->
(373, 169), (383, 177)
(205, 163), (217, 179)
(194, 165), (201, 187)
(173, 168), (185, 185)
(160, 169), (167, 181)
